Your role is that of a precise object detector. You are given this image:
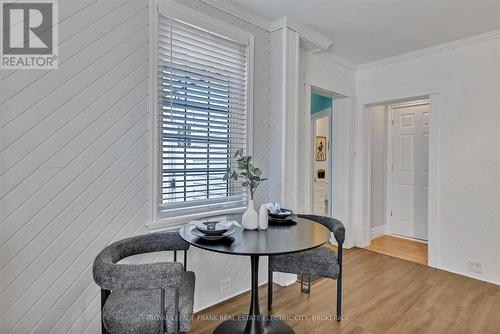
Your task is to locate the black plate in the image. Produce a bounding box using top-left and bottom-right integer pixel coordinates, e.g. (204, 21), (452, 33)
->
(196, 221), (230, 236)
(191, 227), (236, 240)
(268, 213), (298, 225)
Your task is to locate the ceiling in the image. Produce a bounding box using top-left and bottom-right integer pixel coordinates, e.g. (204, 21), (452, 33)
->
(229, 0), (500, 65)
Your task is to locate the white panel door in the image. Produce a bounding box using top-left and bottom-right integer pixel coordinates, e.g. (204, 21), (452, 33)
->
(390, 102), (429, 240)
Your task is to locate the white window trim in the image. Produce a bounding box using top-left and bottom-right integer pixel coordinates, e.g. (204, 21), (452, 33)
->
(147, 0), (254, 229)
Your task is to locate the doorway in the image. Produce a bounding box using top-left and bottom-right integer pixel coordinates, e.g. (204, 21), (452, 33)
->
(366, 98), (430, 265)
(310, 91), (332, 216)
(312, 114), (330, 216)
(301, 84), (353, 247)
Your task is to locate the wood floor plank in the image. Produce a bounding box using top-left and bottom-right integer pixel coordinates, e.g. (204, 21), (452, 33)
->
(190, 248), (500, 334)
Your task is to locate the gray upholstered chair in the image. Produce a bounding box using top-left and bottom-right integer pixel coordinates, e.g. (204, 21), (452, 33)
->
(93, 231), (195, 334)
(268, 214), (345, 320)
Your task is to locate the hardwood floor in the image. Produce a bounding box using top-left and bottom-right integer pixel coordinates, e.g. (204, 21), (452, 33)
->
(365, 235), (428, 265)
(189, 247), (500, 334)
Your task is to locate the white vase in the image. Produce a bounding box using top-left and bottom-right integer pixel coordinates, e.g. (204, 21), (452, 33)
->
(242, 199), (259, 230)
(259, 204), (268, 230)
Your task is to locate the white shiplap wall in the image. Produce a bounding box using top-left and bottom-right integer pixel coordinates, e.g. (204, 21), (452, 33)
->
(0, 0), (271, 332)
(0, 1), (150, 333)
(268, 29), (283, 204)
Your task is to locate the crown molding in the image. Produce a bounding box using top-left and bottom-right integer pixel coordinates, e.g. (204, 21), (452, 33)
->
(268, 16), (286, 31)
(201, 1), (334, 51)
(270, 16), (334, 51)
(200, 1), (347, 71)
(311, 50), (357, 71)
(200, 0), (271, 31)
(358, 28), (500, 71)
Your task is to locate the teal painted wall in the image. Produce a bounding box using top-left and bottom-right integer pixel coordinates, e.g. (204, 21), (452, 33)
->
(311, 93), (332, 114)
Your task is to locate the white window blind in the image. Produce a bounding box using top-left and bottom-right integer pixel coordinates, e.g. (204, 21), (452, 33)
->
(157, 14), (248, 218)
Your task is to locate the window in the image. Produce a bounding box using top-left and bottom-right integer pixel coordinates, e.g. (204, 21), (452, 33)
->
(152, 3), (252, 222)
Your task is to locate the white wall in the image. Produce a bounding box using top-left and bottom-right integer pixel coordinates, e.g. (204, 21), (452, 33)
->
(370, 105), (388, 230)
(357, 35), (500, 284)
(268, 27), (303, 286)
(268, 29), (284, 204)
(0, 1), (150, 332)
(269, 27), (300, 211)
(300, 50), (355, 98)
(0, 0), (273, 332)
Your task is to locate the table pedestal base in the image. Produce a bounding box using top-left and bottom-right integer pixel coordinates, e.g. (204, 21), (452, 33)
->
(212, 255), (294, 333)
(213, 318), (294, 334)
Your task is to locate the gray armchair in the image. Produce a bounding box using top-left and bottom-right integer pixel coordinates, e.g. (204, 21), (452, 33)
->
(93, 231), (195, 334)
(268, 215), (345, 320)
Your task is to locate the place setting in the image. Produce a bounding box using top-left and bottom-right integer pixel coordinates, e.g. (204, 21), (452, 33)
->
(266, 202), (298, 225)
(187, 201), (298, 244)
(189, 220), (241, 241)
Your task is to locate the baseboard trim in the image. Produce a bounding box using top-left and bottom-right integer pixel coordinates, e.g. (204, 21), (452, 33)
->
(371, 225), (387, 240)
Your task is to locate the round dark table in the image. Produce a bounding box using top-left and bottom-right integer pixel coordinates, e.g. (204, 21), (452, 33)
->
(179, 217), (331, 334)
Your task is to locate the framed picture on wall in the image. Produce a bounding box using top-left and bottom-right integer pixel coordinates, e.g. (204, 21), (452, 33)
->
(315, 136), (327, 161)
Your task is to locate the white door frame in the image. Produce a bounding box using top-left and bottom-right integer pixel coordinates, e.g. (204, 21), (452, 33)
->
(354, 83), (441, 268)
(303, 84), (356, 248)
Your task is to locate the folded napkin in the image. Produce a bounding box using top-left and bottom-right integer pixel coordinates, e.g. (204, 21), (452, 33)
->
(265, 202), (282, 215)
(190, 220), (241, 231)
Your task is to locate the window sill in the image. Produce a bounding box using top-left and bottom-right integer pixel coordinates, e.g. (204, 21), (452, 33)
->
(145, 206), (247, 232)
